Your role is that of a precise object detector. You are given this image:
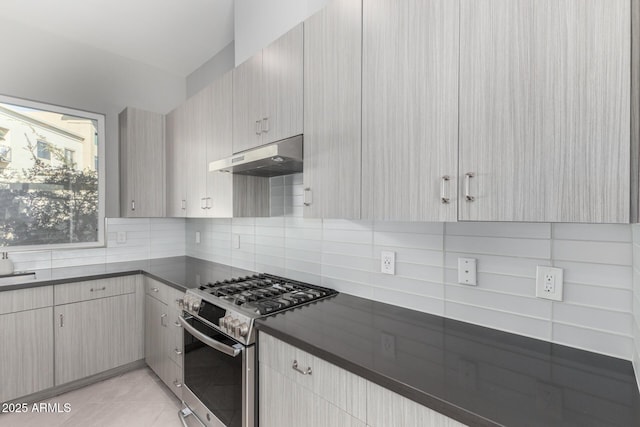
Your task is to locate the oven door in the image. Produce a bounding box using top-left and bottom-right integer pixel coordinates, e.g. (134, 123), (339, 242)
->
(179, 314), (255, 427)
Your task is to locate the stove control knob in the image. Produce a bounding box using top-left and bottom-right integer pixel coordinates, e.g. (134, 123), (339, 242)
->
(230, 319), (240, 336)
(221, 315), (232, 330)
(237, 322), (249, 337)
(176, 299), (184, 309)
(192, 301), (201, 311)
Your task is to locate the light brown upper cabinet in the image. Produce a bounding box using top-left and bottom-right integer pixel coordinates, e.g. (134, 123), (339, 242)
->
(165, 105), (187, 217)
(459, 0), (630, 222)
(119, 107), (166, 217)
(361, 0), (460, 221)
(233, 24), (303, 154)
(303, 0), (362, 219)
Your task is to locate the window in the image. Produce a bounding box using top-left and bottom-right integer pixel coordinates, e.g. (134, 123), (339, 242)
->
(37, 141), (51, 160)
(64, 149), (75, 166)
(0, 94), (105, 249)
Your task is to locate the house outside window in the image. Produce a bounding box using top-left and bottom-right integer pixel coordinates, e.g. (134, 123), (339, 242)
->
(0, 94), (105, 249)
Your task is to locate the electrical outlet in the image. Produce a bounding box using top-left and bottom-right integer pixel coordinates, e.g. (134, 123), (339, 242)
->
(232, 234), (241, 249)
(536, 266), (563, 301)
(195, 231), (201, 244)
(116, 231), (126, 244)
(380, 333), (396, 359)
(381, 251), (395, 275)
(458, 258), (477, 285)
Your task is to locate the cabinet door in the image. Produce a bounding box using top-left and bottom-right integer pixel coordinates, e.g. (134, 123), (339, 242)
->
(233, 52), (264, 153)
(0, 307), (53, 402)
(144, 293), (166, 377)
(119, 108), (165, 217)
(459, 0), (630, 222)
(186, 93), (209, 218)
(166, 107), (187, 217)
(55, 294), (138, 385)
(207, 71), (234, 218)
(362, 0), (459, 221)
(262, 23), (304, 145)
(303, 0), (362, 219)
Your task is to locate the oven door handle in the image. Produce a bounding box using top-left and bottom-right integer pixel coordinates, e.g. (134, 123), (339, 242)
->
(178, 315), (242, 357)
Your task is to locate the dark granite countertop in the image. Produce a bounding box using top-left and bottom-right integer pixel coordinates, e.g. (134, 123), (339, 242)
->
(256, 293), (640, 427)
(0, 256), (253, 293)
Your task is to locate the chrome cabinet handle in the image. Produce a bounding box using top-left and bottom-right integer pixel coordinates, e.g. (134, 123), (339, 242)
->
(151, 287), (159, 293)
(200, 197), (206, 210)
(131, 200), (135, 211)
(262, 117), (269, 133)
(174, 321), (181, 327)
(292, 360), (312, 376)
(173, 380), (182, 388)
(205, 197), (212, 209)
(59, 314), (64, 328)
(90, 286), (106, 292)
(441, 175), (450, 204)
(255, 120), (262, 135)
(303, 188), (312, 206)
(174, 348), (183, 355)
(181, 199), (186, 210)
(160, 313), (167, 327)
(464, 172), (475, 202)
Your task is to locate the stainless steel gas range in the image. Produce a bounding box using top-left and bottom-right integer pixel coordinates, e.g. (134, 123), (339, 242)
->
(177, 274), (337, 427)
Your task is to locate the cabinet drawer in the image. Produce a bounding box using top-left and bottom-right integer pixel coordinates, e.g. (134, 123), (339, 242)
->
(259, 332), (367, 422)
(55, 276), (136, 305)
(164, 358), (183, 399)
(145, 277), (168, 303)
(0, 286), (53, 314)
(167, 310), (183, 366)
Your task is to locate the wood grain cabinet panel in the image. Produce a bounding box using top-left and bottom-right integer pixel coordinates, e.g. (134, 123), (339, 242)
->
(119, 107), (165, 218)
(55, 293), (139, 385)
(0, 307), (54, 402)
(303, 0), (362, 219)
(459, 0), (630, 222)
(262, 23), (304, 145)
(233, 25), (303, 153)
(362, 0), (459, 222)
(54, 275), (136, 305)
(0, 285), (52, 315)
(165, 106), (187, 217)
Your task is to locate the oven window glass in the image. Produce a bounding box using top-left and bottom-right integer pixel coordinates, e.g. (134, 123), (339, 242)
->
(184, 316), (243, 427)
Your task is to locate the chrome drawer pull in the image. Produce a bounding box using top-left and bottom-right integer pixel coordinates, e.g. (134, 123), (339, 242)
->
(151, 287), (159, 292)
(441, 175), (450, 204)
(173, 380), (182, 388)
(174, 321), (181, 327)
(464, 172), (475, 202)
(90, 286), (106, 292)
(174, 348), (183, 355)
(292, 360), (312, 376)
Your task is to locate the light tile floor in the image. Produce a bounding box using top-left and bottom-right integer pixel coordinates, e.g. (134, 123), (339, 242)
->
(0, 367), (183, 427)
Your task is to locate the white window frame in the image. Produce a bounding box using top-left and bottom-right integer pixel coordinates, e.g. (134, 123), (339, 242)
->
(0, 94), (106, 251)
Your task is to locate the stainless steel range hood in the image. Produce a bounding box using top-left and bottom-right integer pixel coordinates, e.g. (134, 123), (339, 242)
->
(208, 135), (303, 178)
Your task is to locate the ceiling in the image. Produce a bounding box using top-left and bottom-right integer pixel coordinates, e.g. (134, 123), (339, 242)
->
(0, 0), (235, 77)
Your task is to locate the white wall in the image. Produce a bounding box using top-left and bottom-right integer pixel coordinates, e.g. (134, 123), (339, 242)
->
(186, 42), (235, 98)
(187, 173), (635, 361)
(234, 0), (329, 65)
(0, 18), (186, 217)
(632, 225), (640, 391)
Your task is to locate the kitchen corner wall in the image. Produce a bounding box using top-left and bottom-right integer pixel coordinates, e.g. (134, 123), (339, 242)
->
(187, 173), (635, 362)
(632, 225), (640, 390)
(8, 218), (185, 271)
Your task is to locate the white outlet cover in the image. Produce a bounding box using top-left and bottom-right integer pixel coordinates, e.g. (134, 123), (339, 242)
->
(381, 251), (395, 275)
(195, 231), (201, 244)
(232, 234), (241, 249)
(536, 266), (563, 301)
(458, 258), (477, 285)
(116, 231), (126, 244)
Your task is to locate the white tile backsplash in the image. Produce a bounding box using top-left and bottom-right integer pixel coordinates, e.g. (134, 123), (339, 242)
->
(184, 175), (640, 363)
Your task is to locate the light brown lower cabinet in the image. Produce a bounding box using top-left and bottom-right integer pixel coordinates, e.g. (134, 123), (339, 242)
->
(144, 277), (183, 399)
(259, 333), (466, 427)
